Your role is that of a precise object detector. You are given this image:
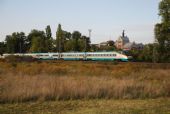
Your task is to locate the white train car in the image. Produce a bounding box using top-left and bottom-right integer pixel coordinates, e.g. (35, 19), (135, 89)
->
(85, 52), (128, 61)
(61, 52), (85, 60)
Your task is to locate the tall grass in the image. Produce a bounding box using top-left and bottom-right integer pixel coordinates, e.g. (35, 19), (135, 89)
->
(0, 61), (170, 103)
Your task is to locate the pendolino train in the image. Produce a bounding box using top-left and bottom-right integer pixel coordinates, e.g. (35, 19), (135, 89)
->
(2, 51), (129, 62)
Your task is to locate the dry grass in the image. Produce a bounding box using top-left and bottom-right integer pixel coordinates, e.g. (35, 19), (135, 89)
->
(0, 61), (170, 103)
(1, 98), (170, 114)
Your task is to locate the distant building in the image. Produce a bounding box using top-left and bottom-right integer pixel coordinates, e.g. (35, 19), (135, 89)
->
(91, 44), (100, 48)
(115, 30), (130, 49)
(99, 42), (109, 47)
(92, 40), (115, 48)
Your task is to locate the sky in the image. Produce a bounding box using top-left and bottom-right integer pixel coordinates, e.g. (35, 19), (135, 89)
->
(0, 0), (161, 44)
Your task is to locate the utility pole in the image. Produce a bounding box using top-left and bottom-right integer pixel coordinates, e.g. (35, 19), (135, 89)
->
(88, 29), (92, 39)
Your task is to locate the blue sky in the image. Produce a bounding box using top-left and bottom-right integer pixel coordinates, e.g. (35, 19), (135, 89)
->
(0, 0), (160, 44)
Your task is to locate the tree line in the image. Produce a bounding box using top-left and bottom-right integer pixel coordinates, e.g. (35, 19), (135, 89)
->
(0, 24), (91, 54)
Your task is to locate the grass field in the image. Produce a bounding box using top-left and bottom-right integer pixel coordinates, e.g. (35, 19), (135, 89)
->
(0, 98), (170, 114)
(0, 59), (170, 113)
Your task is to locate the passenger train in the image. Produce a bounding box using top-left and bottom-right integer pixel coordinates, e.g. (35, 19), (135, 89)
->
(1, 51), (129, 62)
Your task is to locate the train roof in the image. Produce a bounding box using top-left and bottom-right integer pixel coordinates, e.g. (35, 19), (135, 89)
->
(3, 51), (123, 55)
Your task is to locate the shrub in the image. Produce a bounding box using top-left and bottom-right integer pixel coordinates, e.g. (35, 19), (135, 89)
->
(5, 55), (37, 63)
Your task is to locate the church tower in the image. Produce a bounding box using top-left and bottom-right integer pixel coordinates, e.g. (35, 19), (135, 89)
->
(115, 30), (130, 49)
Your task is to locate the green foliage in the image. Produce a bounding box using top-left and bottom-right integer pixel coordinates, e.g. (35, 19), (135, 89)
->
(91, 45), (99, 52)
(30, 36), (45, 52)
(64, 34), (91, 52)
(5, 32), (27, 53)
(28, 30), (49, 53)
(81, 36), (91, 52)
(45, 25), (52, 39)
(72, 31), (81, 51)
(3, 25), (92, 54)
(129, 44), (154, 62)
(64, 39), (74, 51)
(99, 46), (116, 51)
(159, 0), (170, 23)
(155, 0), (170, 62)
(56, 24), (64, 52)
(0, 42), (6, 55)
(45, 25), (54, 52)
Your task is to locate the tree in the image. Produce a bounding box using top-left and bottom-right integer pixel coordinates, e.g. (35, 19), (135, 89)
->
(63, 31), (71, 41)
(129, 44), (155, 62)
(72, 31), (81, 51)
(64, 39), (74, 52)
(16, 32), (27, 53)
(5, 32), (27, 53)
(63, 31), (72, 52)
(46, 25), (52, 39)
(0, 42), (6, 55)
(155, 0), (170, 62)
(91, 44), (99, 52)
(5, 35), (15, 53)
(30, 36), (46, 52)
(28, 30), (48, 52)
(45, 25), (53, 52)
(81, 36), (91, 52)
(159, 0), (170, 23)
(56, 24), (64, 52)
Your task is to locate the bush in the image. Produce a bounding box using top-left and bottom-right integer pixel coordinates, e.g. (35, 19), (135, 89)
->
(5, 55), (37, 63)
